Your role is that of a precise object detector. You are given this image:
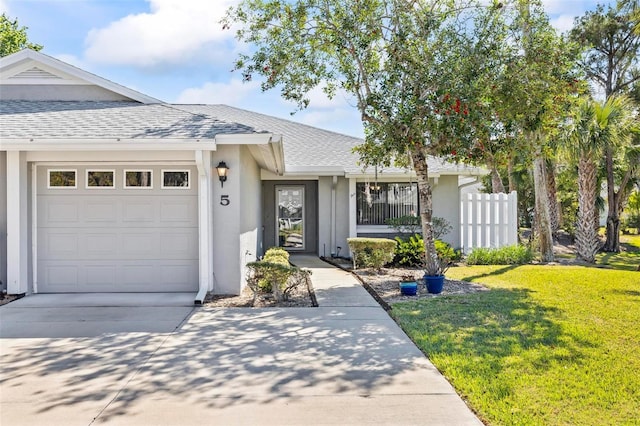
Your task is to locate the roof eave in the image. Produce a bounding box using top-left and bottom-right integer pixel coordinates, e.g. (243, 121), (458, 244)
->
(0, 49), (162, 104)
(0, 138), (217, 151)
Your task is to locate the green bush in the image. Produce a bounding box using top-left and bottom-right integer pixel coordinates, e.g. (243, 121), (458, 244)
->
(435, 239), (462, 262)
(394, 234), (425, 266)
(246, 247), (310, 303)
(263, 247), (289, 262)
(347, 237), (396, 269)
(392, 234), (462, 267)
(257, 247), (291, 291)
(466, 245), (533, 265)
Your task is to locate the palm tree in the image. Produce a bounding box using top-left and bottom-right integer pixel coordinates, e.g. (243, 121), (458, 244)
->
(564, 95), (637, 263)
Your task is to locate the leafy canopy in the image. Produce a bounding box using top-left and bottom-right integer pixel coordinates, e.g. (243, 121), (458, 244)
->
(0, 13), (42, 57)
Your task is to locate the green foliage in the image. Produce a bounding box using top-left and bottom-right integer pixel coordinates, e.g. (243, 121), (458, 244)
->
(393, 234), (425, 267)
(434, 239), (461, 262)
(465, 245), (533, 265)
(393, 264), (640, 425)
(385, 216), (421, 235)
(347, 237), (396, 269)
(246, 247), (310, 303)
(257, 247), (291, 291)
(623, 190), (640, 231)
(393, 235), (461, 267)
(226, 0), (514, 280)
(0, 13), (42, 57)
(386, 216), (452, 239)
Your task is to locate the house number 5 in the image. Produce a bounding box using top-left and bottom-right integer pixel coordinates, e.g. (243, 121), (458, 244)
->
(220, 195), (230, 206)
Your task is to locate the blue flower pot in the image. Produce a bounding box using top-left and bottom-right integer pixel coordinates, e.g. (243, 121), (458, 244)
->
(399, 281), (418, 296)
(424, 275), (445, 294)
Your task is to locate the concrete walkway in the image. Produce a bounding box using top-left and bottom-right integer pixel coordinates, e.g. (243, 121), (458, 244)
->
(0, 257), (482, 425)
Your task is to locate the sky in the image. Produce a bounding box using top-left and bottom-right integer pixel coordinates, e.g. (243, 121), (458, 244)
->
(1, 0), (613, 138)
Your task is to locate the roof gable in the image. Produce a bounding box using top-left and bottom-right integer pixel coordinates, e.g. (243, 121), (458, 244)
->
(0, 49), (160, 103)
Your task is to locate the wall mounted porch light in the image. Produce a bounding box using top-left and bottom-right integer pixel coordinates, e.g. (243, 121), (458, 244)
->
(216, 161), (229, 187)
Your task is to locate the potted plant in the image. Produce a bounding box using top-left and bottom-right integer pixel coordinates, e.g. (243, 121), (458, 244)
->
(423, 250), (452, 294)
(399, 274), (418, 296)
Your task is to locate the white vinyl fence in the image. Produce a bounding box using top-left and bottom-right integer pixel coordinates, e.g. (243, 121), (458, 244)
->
(460, 191), (518, 253)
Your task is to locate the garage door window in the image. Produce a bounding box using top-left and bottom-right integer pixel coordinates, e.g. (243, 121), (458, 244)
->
(124, 170), (153, 188)
(86, 170), (115, 188)
(48, 170), (77, 188)
(162, 170), (190, 188)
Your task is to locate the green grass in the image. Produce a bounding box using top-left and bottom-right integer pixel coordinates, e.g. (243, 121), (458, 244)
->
(596, 234), (640, 271)
(392, 264), (640, 425)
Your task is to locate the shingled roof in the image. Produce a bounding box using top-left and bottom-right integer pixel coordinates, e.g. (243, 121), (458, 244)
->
(0, 100), (259, 140)
(176, 104), (484, 177)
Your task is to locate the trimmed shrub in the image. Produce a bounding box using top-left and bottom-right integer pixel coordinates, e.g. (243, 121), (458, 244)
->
(246, 248), (310, 303)
(466, 245), (533, 265)
(347, 237), (396, 269)
(263, 247), (290, 262)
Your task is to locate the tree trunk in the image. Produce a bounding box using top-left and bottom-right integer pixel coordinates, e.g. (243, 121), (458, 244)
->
(491, 165), (506, 193)
(603, 146), (621, 252)
(411, 145), (440, 275)
(576, 155), (600, 263)
(532, 144), (554, 262)
(546, 160), (560, 236)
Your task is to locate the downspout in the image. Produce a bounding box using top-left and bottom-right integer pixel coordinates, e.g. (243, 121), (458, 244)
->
(330, 176), (337, 256)
(194, 150), (211, 305)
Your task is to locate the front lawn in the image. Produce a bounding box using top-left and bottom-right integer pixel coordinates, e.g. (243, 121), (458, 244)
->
(392, 265), (640, 425)
(597, 233), (640, 271)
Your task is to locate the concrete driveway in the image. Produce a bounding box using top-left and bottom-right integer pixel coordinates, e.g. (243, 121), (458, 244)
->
(1, 266), (482, 426)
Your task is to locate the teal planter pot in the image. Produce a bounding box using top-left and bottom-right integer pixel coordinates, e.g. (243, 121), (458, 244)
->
(424, 275), (445, 294)
(399, 281), (418, 296)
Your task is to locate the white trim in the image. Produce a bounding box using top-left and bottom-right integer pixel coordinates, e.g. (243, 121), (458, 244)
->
(349, 178), (357, 241)
(32, 164), (38, 294)
(214, 133), (274, 145)
(2, 140), (217, 151)
(161, 169), (191, 189)
(85, 169), (116, 189)
(123, 169), (153, 189)
(357, 225), (396, 234)
(47, 169), (78, 189)
(6, 151), (28, 294)
(194, 150), (213, 303)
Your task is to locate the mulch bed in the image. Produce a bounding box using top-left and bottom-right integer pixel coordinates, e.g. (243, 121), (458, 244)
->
(322, 257), (489, 308)
(203, 279), (317, 308)
(354, 267), (488, 306)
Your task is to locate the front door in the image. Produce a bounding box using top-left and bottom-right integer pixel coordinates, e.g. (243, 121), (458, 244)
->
(276, 186), (305, 250)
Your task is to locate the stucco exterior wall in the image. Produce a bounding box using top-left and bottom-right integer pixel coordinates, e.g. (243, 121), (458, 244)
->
(239, 145), (261, 290)
(1, 84), (133, 101)
(432, 175), (460, 248)
(335, 177), (350, 257)
(318, 176), (350, 258)
(0, 151), (6, 291)
(317, 177), (331, 257)
(212, 145), (242, 294)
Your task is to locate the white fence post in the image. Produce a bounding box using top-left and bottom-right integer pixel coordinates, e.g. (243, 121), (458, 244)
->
(460, 191), (518, 253)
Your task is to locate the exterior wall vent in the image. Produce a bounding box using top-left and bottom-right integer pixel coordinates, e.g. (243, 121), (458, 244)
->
(10, 67), (64, 80)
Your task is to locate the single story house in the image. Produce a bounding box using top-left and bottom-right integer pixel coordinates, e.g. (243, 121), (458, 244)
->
(0, 49), (485, 302)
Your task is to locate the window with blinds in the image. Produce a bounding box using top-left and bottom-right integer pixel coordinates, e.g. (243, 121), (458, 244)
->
(356, 182), (419, 225)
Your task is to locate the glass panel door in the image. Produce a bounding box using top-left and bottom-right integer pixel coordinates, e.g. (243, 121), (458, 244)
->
(277, 186), (304, 249)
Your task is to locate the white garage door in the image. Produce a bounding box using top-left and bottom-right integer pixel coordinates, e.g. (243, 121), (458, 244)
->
(37, 165), (199, 293)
